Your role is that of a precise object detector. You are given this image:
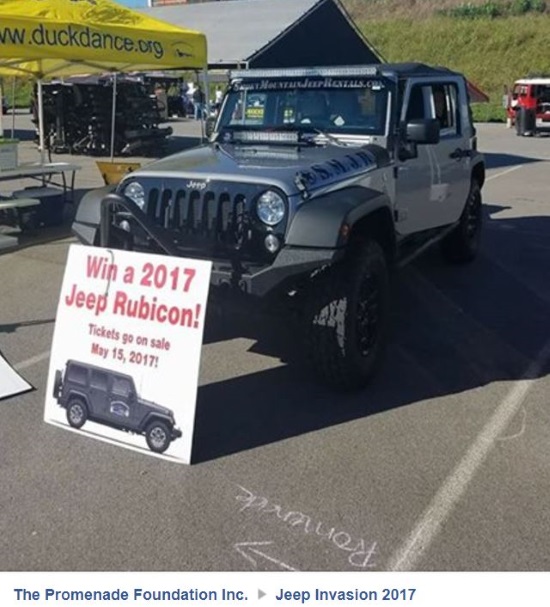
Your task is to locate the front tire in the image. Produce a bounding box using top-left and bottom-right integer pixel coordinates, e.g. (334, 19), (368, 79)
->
(66, 399), (88, 429)
(303, 240), (390, 392)
(145, 421), (171, 454)
(441, 180), (482, 263)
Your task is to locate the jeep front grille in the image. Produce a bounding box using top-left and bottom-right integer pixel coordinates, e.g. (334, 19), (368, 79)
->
(144, 185), (251, 254)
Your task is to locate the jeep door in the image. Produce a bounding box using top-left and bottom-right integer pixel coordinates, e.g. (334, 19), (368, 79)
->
(89, 369), (110, 422)
(108, 374), (137, 431)
(395, 80), (470, 235)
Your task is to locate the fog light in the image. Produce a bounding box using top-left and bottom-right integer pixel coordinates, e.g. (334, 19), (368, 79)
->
(264, 234), (280, 253)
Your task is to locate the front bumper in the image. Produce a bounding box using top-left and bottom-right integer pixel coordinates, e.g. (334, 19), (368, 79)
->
(99, 193), (343, 297)
(206, 246), (343, 296)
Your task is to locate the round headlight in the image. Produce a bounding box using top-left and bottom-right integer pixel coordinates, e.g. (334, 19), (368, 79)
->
(123, 181), (145, 209)
(256, 190), (285, 226)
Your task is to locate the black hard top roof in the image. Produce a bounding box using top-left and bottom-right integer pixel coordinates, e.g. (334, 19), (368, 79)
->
(380, 62), (461, 77)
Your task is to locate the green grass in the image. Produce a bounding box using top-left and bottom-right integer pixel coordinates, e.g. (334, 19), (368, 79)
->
(1, 78), (32, 109)
(360, 14), (550, 121)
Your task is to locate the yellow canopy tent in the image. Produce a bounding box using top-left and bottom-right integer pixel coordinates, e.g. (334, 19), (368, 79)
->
(0, 0), (207, 159)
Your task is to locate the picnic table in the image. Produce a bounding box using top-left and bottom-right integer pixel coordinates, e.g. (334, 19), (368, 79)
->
(0, 162), (81, 202)
(0, 162), (81, 230)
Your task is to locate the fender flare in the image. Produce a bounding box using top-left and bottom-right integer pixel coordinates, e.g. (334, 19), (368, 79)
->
(140, 414), (172, 434)
(66, 390), (89, 409)
(285, 186), (393, 248)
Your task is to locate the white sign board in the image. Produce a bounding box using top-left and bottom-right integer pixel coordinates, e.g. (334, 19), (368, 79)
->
(44, 244), (211, 464)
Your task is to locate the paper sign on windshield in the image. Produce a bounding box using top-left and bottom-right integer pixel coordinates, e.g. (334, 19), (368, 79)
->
(44, 244), (211, 464)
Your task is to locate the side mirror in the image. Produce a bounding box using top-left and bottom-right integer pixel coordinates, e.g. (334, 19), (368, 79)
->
(405, 118), (440, 145)
(205, 116), (216, 139)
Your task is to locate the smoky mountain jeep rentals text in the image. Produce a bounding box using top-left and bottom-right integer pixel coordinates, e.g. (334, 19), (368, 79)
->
(73, 64), (485, 391)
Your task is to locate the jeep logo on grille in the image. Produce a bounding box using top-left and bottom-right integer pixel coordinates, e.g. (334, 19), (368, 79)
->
(187, 180), (207, 190)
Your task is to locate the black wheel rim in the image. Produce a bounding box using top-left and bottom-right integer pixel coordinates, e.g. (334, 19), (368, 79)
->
(149, 426), (168, 451)
(355, 271), (380, 357)
(69, 404), (84, 425)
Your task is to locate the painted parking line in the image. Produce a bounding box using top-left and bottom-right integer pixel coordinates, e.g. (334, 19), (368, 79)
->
(387, 336), (550, 571)
(14, 350), (50, 371)
(485, 165), (525, 182)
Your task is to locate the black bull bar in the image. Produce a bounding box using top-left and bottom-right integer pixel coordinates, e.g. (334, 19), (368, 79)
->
(100, 192), (179, 256)
(99, 192), (342, 296)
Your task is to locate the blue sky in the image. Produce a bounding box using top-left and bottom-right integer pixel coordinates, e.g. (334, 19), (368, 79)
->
(117, 0), (148, 7)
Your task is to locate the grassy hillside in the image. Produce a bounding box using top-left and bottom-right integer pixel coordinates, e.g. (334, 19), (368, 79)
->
(344, 1), (550, 121)
(345, 0), (549, 20)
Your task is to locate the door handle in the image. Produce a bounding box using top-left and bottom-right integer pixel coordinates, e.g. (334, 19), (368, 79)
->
(449, 148), (467, 160)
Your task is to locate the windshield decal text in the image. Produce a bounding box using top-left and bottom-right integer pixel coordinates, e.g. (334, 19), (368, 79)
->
(233, 77), (386, 93)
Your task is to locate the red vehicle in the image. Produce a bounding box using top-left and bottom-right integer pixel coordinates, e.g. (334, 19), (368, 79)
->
(506, 78), (550, 136)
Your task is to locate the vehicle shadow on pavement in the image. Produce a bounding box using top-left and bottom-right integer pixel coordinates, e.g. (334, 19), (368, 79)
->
(2, 126), (35, 142)
(484, 152), (544, 169)
(193, 203), (550, 463)
(0, 318), (55, 334)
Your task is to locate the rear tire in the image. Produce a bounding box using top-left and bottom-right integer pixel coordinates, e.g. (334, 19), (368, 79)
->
(441, 180), (482, 264)
(303, 240), (390, 392)
(66, 399), (88, 429)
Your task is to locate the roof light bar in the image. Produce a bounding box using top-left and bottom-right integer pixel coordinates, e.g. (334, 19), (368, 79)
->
(233, 131), (299, 143)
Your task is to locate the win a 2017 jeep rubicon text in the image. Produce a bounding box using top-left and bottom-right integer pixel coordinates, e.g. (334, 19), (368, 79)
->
(73, 64), (485, 392)
(53, 360), (182, 453)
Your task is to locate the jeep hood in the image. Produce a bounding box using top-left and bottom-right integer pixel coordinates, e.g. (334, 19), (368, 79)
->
(125, 142), (389, 197)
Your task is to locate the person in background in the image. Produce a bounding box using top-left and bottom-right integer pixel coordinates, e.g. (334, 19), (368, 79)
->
(180, 80), (190, 117)
(154, 82), (168, 121)
(213, 85), (224, 115)
(193, 85), (205, 120)
(167, 82), (181, 117)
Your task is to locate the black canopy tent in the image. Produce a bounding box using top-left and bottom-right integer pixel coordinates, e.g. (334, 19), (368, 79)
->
(236, 0), (383, 69)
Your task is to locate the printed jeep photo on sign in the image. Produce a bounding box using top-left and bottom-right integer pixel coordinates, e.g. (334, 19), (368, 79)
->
(44, 245), (212, 464)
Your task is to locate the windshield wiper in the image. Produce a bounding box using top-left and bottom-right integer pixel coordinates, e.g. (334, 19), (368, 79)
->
(309, 129), (351, 147)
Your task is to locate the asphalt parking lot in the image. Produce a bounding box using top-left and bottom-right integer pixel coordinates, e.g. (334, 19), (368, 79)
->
(0, 119), (549, 572)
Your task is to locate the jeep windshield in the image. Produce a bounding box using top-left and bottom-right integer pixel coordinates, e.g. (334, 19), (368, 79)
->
(216, 75), (391, 144)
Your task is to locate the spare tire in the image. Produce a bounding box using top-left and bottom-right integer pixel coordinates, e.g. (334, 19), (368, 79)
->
(53, 370), (62, 399)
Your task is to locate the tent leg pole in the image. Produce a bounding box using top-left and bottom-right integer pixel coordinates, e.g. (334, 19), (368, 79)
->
(200, 68), (209, 141)
(37, 78), (46, 165)
(0, 83), (3, 138)
(11, 77), (16, 139)
(110, 72), (118, 161)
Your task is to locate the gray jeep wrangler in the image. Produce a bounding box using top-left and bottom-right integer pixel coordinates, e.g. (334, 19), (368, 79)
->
(73, 63), (485, 391)
(53, 360), (182, 453)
